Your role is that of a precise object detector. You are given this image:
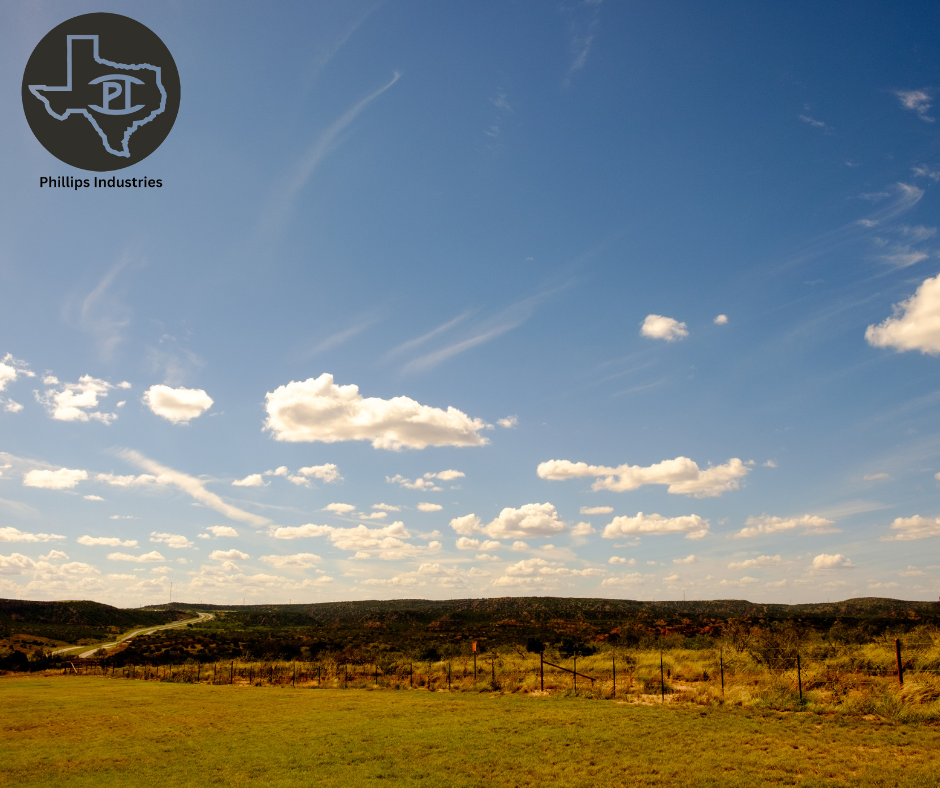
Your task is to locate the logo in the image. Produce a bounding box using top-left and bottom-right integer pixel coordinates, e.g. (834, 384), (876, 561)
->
(22, 13), (180, 172)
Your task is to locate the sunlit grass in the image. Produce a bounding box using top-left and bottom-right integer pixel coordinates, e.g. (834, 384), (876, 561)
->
(2, 676), (939, 787)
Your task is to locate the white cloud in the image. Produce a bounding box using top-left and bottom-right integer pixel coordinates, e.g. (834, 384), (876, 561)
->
(263, 373), (489, 450)
(23, 468), (88, 490)
(108, 551), (165, 563)
(731, 514), (837, 539)
(720, 576), (760, 587)
(143, 385), (213, 423)
(882, 515), (940, 541)
(866, 274), (940, 354)
(896, 89), (934, 122)
(601, 572), (646, 587)
(386, 474), (440, 491)
(150, 532), (194, 549)
(456, 537), (480, 550)
(570, 521), (595, 536)
(713, 314), (729, 325)
(115, 449), (270, 527)
(3, 400), (23, 413)
(232, 473), (266, 487)
(210, 549), (250, 561)
(641, 314), (688, 342)
(864, 473), (889, 481)
(812, 553), (855, 570)
(580, 506), (613, 515)
(673, 554), (697, 564)
(497, 416), (518, 429)
(602, 512), (710, 540)
(260, 553), (321, 568)
(449, 503), (565, 540)
(359, 512), (387, 520)
(37, 375), (123, 424)
(728, 555), (782, 569)
(372, 503), (400, 512)
(432, 470), (465, 481)
(763, 460), (777, 468)
(270, 523), (333, 539)
(297, 463), (342, 483)
(538, 456), (748, 498)
(869, 581), (900, 590)
(0, 354), (34, 391)
(77, 536), (137, 547)
(205, 526), (238, 537)
(83, 494), (105, 501)
(912, 165), (940, 181)
(417, 502), (443, 512)
(324, 502), (356, 514)
(608, 556), (636, 565)
(0, 526), (66, 542)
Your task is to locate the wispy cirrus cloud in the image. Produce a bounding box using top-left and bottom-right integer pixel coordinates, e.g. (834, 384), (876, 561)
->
(259, 72), (401, 237)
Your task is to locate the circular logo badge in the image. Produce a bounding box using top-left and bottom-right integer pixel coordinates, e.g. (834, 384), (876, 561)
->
(22, 13), (180, 172)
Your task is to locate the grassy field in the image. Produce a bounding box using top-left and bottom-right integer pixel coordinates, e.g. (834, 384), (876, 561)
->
(1, 677), (939, 787)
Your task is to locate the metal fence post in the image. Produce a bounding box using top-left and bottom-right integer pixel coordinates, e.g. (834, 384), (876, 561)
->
(797, 653), (803, 703)
(660, 651), (665, 702)
(895, 638), (904, 686)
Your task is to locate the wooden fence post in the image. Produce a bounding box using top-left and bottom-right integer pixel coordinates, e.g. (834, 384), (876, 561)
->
(573, 656), (577, 694)
(540, 650), (544, 692)
(895, 639), (904, 686)
(410, 662), (413, 688)
(612, 653), (616, 698)
(345, 663), (348, 689)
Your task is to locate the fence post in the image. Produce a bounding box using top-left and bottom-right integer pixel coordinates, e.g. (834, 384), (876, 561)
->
(474, 652), (477, 680)
(410, 662), (413, 688)
(660, 651), (665, 703)
(293, 662), (296, 688)
(797, 653), (803, 703)
(231, 661), (234, 685)
(540, 650), (544, 692)
(895, 638), (904, 686)
(720, 649), (724, 696)
(573, 656), (577, 695)
(345, 663), (348, 689)
(375, 663), (378, 687)
(612, 653), (616, 698)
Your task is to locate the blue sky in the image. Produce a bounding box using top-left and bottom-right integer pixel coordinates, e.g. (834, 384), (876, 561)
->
(2, 1), (940, 605)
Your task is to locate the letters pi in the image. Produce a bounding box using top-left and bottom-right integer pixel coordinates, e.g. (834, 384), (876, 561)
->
(22, 13), (180, 172)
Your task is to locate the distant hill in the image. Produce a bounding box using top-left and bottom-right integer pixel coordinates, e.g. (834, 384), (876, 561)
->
(154, 596), (940, 630)
(0, 599), (186, 644)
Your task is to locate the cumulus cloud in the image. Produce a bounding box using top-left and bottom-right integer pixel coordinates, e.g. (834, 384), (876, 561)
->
(608, 556), (636, 565)
(0, 354), (34, 390)
(324, 503), (356, 514)
(538, 456), (748, 498)
(77, 535), (137, 547)
(150, 532), (194, 549)
(232, 473), (265, 487)
(896, 89), (934, 122)
(210, 549), (250, 561)
(36, 375), (126, 424)
(641, 314), (688, 342)
(263, 373), (489, 450)
(83, 494), (105, 501)
(23, 468), (88, 490)
(115, 449), (270, 527)
(386, 470), (464, 492)
(600, 572), (646, 587)
(372, 503), (400, 512)
(205, 526), (238, 537)
(108, 551), (165, 562)
(731, 514), (837, 539)
(812, 553), (855, 570)
(865, 274), (940, 354)
(497, 416), (518, 429)
(580, 506), (613, 515)
(882, 515), (940, 541)
(269, 520), (439, 561)
(143, 385), (213, 423)
(727, 555), (782, 569)
(260, 553), (321, 568)
(0, 526), (66, 542)
(269, 523), (333, 539)
(720, 576), (759, 587)
(297, 463), (342, 483)
(417, 502), (443, 512)
(673, 554), (697, 564)
(713, 315), (729, 325)
(602, 512), (709, 540)
(449, 503), (565, 540)
(570, 522), (595, 536)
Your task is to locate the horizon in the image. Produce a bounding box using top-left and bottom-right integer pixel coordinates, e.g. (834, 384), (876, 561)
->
(2, 2), (940, 607)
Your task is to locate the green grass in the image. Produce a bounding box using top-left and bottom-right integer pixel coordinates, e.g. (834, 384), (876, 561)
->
(2, 677), (939, 787)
